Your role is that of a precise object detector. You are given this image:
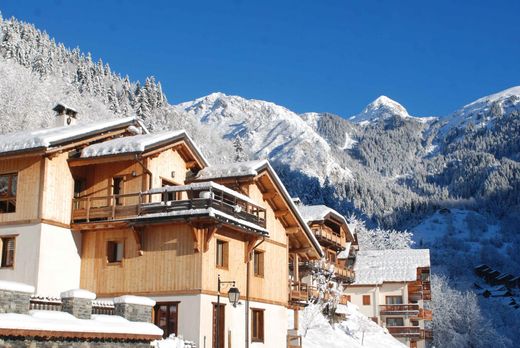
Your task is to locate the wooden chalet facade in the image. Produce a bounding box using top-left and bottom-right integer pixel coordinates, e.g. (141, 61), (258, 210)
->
(0, 107), (323, 348)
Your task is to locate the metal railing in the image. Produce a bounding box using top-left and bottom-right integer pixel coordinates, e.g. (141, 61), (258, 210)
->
(72, 182), (267, 229)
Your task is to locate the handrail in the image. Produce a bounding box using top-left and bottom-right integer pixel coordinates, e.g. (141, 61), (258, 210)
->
(72, 183), (267, 228)
(380, 304), (420, 313)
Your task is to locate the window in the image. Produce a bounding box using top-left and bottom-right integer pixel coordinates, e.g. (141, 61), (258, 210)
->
(253, 250), (264, 277)
(1, 237), (15, 267)
(362, 295), (371, 305)
(328, 251), (336, 263)
(386, 317), (404, 327)
(107, 241), (124, 263)
(216, 240), (228, 268)
(162, 180), (179, 201)
(0, 173), (17, 213)
(154, 302), (179, 338)
(113, 177), (124, 205)
(386, 296), (403, 305)
(421, 271), (430, 282)
(251, 308), (264, 342)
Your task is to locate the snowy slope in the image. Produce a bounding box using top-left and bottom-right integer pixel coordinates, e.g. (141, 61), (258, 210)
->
(176, 93), (353, 183)
(440, 86), (520, 133)
(289, 304), (405, 348)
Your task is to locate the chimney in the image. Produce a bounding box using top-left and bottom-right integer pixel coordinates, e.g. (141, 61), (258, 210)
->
(53, 103), (78, 127)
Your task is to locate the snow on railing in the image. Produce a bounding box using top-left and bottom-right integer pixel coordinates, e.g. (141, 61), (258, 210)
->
(30, 295), (62, 311)
(92, 300), (115, 315)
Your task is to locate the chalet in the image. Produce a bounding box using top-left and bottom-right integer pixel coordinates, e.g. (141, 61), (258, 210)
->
(294, 204), (357, 293)
(0, 108), (323, 348)
(344, 249), (432, 348)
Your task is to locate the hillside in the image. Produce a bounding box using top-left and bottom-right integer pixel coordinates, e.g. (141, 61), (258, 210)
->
(1, 14), (519, 346)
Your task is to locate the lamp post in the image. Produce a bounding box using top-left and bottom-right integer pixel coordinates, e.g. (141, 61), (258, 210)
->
(216, 274), (240, 348)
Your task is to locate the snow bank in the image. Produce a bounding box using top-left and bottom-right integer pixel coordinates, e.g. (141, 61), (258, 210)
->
(291, 304), (405, 348)
(353, 249), (430, 285)
(152, 334), (196, 348)
(0, 310), (162, 336)
(0, 280), (35, 293)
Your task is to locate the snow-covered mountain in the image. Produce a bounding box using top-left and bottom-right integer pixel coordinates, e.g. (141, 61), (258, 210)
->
(348, 95), (436, 125)
(176, 93), (353, 184)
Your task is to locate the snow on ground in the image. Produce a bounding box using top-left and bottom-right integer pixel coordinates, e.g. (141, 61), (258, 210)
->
(289, 304), (405, 348)
(340, 131), (358, 150)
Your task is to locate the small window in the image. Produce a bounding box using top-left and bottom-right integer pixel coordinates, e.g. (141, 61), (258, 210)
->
(386, 317), (404, 327)
(253, 250), (264, 277)
(328, 251), (336, 263)
(251, 308), (264, 342)
(216, 240), (228, 268)
(0, 173), (17, 213)
(386, 296), (403, 305)
(113, 177), (124, 205)
(363, 295), (371, 305)
(421, 271), (430, 282)
(107, 241), (124, 263)
(1, 237), (15, 267)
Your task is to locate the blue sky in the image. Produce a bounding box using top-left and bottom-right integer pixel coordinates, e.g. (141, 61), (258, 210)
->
(1, 0), (519, 117)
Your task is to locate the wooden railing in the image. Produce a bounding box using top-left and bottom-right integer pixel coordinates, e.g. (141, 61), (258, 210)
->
(92, 300), (115, 315)
(289, 281), (311, 303)
(415, 308), (433, 320)
(335, 267), (355, 281)
(380, 304), (420, 315)
(409, 280), (432, 301)
(422, 329), (433, 340)
(72, 182), (267, 229)
(387, 326), (422, 337)
(287, 333), (303, 348)
(313, 226), (344, 247)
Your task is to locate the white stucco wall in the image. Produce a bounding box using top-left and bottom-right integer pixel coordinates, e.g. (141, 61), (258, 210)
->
(0, 223), (41, 287)
(36, 223), (82, 296)
(151, 294), (287, 348)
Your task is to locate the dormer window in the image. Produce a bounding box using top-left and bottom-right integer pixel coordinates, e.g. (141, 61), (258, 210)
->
(0, 173), (17, 213)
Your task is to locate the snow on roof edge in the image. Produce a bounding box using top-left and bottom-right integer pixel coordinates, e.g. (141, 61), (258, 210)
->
(0, 280), (35, 294)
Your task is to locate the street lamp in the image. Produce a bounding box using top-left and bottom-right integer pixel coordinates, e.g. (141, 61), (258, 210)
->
(216, 274), (240, 348)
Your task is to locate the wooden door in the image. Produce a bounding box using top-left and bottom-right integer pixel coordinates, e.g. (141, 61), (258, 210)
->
(212, 303), (226, 348)
(154, 302), (179, 338)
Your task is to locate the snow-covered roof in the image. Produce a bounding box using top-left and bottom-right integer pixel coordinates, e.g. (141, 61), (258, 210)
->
(0, 117), (142, 155)
(0, 310), (162, 337)
(195, 159), (267, 180)
(80, 131), (186, 158)
(353, 249), (430, 285)
(194, 160), (324, 257)
(298, 204), (354, 241)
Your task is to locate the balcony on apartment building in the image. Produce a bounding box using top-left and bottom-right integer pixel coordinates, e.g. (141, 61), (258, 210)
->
(387, 326), (422, 338)
(408, 280), (432, 301)
(71, 182), (267, 232)
(380, 304), (420, 316)
(288, 281), (311, 305)
(312, 225), (344, 249)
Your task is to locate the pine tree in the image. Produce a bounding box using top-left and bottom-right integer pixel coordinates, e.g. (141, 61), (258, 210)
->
(233, 135), (247, 162)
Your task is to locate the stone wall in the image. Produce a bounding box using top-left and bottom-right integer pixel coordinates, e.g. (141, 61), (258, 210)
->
(0, 289), (30, 314)
(0, 338), (151, 348)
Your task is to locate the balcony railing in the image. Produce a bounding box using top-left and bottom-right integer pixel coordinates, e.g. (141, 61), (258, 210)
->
(72, 182), (267, 230)
(408, 281), (432, 301)
(387, 326), (422, 338)
(287, 333), (303, 348)
(380, 304), (420, 316)
(289, 281), (311, 304)
(313, 226), (344, 248)
(423, 329), (433, 340)
(335, 267), (355, 282)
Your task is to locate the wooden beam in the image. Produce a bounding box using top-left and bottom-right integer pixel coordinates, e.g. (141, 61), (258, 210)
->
(286, 226), (300, 235)
(185, 160), (197, 169)
(191, 226), (202, 253)
(244, 238), (260, 263)
(204, 225), (219, 252)
(262, 191), (278, 200)
(290, 247), (313, 254)
(274, 210), (289, 218)
(68, 154), (137, 167)
(132, 227), (144, 255)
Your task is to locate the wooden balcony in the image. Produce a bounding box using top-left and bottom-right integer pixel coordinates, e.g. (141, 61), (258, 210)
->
(387, 326), (422, 338)
(287, 333), (302, 348)
(71, 182), (267, 232)
(414, 308), (433, 321)
(380, 304), (420, 316)
(335, 267), (355, 283)
(408, 281), (431, 301)
(422, 329), (433, 340)
(289, 281), (310, 305)
(313, 226), (344, 249)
